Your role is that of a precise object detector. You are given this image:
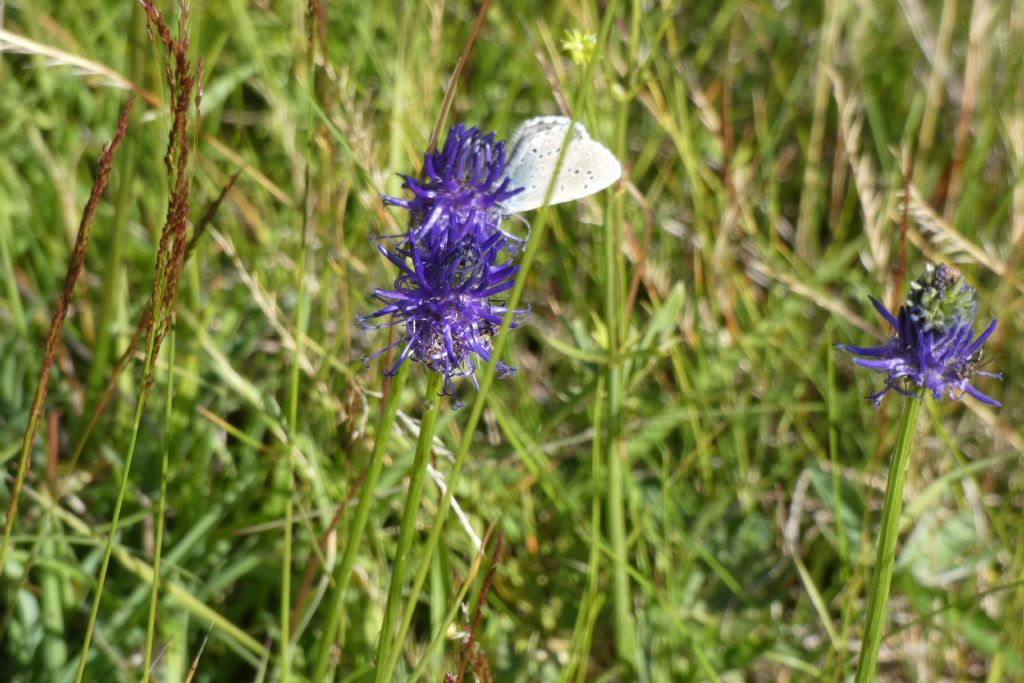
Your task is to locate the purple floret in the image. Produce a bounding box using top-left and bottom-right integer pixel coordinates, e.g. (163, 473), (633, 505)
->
(381, 124), (523, 243)
(359, 229), (527, 408)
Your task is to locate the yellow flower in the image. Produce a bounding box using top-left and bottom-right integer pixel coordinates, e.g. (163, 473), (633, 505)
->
(561, 29), (597, 66)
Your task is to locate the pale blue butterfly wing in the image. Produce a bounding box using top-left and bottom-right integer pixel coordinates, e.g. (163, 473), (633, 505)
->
(499, 116), (622, 213)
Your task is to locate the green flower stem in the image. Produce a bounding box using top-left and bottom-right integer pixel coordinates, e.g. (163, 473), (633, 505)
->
(310, 364), (408, 681)
(606, 92), (637, 670)
(855, 393), (923, 683)
(372, 371), (444, 682)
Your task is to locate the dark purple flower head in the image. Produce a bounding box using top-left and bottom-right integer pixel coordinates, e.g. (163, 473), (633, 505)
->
(363, 123), (530, 407)
(358, 222), (528, 409)
(382, 124), (523, 241)
(837, 263), (1001, 408)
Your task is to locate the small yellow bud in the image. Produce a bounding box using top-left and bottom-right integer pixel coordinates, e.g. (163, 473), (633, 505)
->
(561, 29), (597, 67)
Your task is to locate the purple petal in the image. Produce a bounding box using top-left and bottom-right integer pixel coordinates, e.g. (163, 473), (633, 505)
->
(963, 384), (1002, 407)
(965, 318), (998, 356)
(868, 296), (899, 329)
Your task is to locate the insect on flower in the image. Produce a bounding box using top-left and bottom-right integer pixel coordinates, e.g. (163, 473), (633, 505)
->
(382, 118), (621, 237)
(837, 263), (1002, 408)
(364, 119), (621, 407)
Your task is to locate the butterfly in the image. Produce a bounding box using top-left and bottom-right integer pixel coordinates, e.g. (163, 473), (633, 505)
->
(499, 116), (622, 213)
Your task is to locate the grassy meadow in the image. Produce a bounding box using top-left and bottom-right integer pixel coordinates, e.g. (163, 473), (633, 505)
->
(2, 0), (1023, 681)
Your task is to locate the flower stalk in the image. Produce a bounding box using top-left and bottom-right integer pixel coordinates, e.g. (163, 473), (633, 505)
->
(855, 392), (922, 682)
(373, 371), (445, 681)
(310, 364), (409, 681)
(838, 263), (1002, 681)
(142, 327), (175, 683)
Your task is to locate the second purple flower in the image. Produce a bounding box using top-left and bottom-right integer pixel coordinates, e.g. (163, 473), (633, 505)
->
(837, 263), (1001, 408)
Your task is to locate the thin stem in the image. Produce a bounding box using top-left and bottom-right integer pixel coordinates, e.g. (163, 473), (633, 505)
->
(281, 14), (318, 680)
(603, 0), (640, 670)
(855, 394), (923, 683)
(280, 433), (295, 682)
(142, 326), (175, 683)
(605, 82), (636, 676)
(74, 284), (162, 683)
(309, 364), (409, 681)
(372, 371), (444, 681)
(560, 375), (605, 683)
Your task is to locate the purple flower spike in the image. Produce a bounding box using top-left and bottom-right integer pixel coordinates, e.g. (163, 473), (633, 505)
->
(359, 229), (528, 408)
(837, 263), (1002, 408)
(362, 123), (530, 408)
(382, 124), (524, 242)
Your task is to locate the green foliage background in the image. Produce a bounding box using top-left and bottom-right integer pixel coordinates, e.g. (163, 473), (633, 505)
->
(1, 0), (1022, 681)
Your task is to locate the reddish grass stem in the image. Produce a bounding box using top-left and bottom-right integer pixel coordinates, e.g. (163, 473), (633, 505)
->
(67, 170), (239, 473)
(75, 3), (202, 678)
(0, 96), (135, 573)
